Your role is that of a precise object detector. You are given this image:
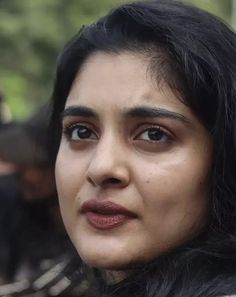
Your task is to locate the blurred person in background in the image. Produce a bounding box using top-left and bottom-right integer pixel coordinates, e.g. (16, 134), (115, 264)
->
(0, 103), (92, 296)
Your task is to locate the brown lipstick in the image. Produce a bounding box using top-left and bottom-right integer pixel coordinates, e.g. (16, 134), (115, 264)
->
(81, 199), (136, 230)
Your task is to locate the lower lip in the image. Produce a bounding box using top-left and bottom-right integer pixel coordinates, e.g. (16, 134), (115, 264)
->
(85, 212), (133, 230)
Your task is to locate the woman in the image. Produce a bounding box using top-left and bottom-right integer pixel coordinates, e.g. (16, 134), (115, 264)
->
(50, 0), (236, 296)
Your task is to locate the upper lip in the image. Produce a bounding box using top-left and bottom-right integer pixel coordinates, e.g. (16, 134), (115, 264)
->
(81, 199), (137, 217)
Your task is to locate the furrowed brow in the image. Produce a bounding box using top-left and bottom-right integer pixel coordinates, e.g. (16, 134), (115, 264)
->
(61, 105), (98, 119)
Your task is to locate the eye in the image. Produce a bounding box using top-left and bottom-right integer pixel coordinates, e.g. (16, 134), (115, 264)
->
(135, 126), (172, 143)
(64, 124), (97, 141)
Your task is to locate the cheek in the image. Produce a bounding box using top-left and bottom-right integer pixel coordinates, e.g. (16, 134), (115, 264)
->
(133, 151), (211, 226)
(55, 149), (86, 232)
(55, 146), (87, 198)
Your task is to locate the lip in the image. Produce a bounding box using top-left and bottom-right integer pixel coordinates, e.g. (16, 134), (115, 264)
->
(81, 199), (136, 230)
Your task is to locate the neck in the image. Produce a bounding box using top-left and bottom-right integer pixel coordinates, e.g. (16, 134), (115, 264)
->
(100, 269), (131, 285)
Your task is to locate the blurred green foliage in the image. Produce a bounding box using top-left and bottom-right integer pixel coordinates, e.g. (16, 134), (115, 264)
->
(184, 0), (231, 23)
(0, 0), (232, 119)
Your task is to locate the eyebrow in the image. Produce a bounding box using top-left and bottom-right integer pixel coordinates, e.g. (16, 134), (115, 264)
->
(124, 106), (191, 125)
(61, 106), (98, 119)
(62, 105), (191, 125)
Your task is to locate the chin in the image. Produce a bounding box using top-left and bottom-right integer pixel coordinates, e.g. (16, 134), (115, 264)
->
(76, 243), (155, 271)
(78, 248), (132, 270)
(70, 227), (152, 270)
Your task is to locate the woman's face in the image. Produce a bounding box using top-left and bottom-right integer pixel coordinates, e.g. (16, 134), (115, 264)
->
(55, 52), (212, 269)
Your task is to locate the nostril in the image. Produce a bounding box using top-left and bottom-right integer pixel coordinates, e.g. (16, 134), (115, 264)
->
(107, 177), (121, 184)
(87, 176), (122, 187)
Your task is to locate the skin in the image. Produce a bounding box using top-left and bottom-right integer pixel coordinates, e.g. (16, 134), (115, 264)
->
(55, 51), (212, 271)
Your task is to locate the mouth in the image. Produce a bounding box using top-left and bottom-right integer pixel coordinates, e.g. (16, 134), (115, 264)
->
(81, 199), (137, 230)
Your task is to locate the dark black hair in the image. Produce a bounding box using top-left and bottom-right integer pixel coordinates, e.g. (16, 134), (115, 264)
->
(50, 0), (236, 295)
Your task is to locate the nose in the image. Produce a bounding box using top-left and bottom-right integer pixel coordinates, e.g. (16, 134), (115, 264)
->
(86, 136), (130, 188)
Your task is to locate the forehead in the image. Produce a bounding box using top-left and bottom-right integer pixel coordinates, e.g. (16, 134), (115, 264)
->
(68, 51), (150, 102)
(65, 52), (191, 119)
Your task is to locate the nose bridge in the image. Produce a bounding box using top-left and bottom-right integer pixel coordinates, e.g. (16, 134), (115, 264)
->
(86, 128), (129, 187)
(90, 129), (124, 172)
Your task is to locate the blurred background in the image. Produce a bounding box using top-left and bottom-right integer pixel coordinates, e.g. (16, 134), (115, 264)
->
(0, 0), (236, 120)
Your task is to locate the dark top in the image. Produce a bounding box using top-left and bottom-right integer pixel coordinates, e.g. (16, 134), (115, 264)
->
(0, 174), (93, 297)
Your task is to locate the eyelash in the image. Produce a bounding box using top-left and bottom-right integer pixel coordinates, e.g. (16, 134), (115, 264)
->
(63, 123), (98, 141)
(63, 123), (173, 144)
(134, 125), (173, 144)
